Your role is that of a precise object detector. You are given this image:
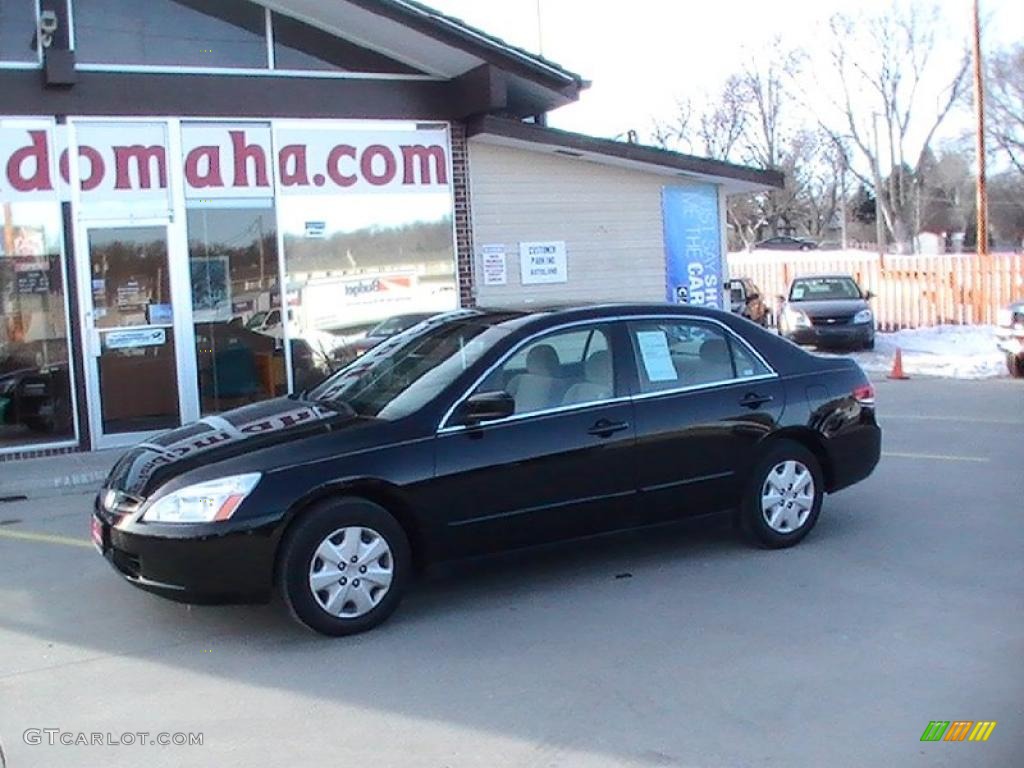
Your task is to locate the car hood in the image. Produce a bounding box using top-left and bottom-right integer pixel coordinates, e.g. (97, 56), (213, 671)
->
(104, 397), (361, 497)
(788, 298), (869, 316)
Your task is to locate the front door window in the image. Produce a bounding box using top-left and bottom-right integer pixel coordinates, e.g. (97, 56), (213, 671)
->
(87, 226), (180, 434)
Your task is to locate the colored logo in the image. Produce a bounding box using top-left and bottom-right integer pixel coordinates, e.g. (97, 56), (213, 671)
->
(920, 721), (997, 742)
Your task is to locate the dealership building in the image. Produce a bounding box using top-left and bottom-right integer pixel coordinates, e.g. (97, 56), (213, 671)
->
(0, 0), (781, 458)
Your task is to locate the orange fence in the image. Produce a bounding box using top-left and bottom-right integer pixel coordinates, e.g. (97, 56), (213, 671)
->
(727, 251), (1024, 331)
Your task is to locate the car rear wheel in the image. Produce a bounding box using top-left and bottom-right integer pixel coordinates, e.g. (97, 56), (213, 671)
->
(278, 497), (411, 636)
(1007, 352), (1024, 379)
(737, 440), (824, 548)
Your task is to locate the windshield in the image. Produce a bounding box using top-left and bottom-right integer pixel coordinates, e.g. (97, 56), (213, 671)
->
(245, 311), (269, 329)
(789, 277), (862, 302)
(307, 315), (511, 421)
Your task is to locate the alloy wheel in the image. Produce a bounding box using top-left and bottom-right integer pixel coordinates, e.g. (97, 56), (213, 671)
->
(309, 526), (394, 618)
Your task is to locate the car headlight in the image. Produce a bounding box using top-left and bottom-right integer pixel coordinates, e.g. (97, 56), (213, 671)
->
(854, 309), (873, 324)
(142, 473), (261, 523)
(783, 306), (810, 328)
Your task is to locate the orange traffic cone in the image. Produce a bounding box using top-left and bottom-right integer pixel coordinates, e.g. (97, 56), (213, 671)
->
(888, 347), (910, 380)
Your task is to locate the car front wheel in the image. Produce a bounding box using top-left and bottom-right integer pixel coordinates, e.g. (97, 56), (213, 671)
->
(278, 497), (411, 636)
(737, 440), (824, 548)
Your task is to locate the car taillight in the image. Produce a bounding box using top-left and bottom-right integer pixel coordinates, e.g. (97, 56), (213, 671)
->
(852, 383), (875, 407)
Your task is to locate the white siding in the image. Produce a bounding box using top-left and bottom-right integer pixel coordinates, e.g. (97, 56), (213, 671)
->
(469, 141), (705, 307)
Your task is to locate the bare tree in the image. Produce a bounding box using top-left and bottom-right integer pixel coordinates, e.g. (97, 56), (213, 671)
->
(818, 2), (970, 251)
(987, 45), (1024, 175)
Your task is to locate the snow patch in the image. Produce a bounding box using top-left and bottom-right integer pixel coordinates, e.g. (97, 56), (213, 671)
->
(819, 325), (1006, 380)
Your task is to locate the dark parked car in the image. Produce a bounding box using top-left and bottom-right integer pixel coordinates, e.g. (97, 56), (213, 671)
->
(779, 275), (876, 350)
(754, 236), (818, 251)
(0, 361), (72, 434)
(996, 299), (1024, 378)
(728, 277), (771, 327)
(92, 304), (881, 636)
(334, 312), (438, 365)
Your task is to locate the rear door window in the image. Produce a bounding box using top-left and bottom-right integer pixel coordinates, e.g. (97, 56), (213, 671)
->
(627, 319), (770, 393)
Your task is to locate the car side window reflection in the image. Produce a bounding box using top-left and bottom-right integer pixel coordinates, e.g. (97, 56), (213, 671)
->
(475, 326), (616, 416)
(628, 320), (769, 393)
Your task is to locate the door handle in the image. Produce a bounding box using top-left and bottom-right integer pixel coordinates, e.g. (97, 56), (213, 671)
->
(739, 392), (774, 409)
(587, 419), (629, 437)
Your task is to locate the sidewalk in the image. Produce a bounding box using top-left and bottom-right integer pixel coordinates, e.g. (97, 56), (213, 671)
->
(0, 449), (122, 501)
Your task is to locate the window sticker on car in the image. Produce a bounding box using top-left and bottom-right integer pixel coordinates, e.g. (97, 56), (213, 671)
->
(791, 286), (805, 300)
(636, 331), (678, 382)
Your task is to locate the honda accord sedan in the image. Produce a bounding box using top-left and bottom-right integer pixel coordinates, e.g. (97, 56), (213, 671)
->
(92, 304), (881, 636)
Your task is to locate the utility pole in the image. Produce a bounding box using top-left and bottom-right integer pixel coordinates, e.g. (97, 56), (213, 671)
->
(971, 0), (988, 256)
(536, 0), (544, 56)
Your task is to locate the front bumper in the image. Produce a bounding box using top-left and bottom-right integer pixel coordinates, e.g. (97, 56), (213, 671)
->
(92, 501), (283, 605)
(785, 323), (874, 348)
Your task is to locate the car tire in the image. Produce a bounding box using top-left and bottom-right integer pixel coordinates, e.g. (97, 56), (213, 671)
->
(1008, 352), (1024, 379)
(278, 496), (411, 636)
(737, 440), (824, 549)
(863, 338), (875, 351)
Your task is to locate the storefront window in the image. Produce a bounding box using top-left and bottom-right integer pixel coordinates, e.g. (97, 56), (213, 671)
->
(0, 0), (38, 64)
(73, 0), (268, 69)
(279, 191), (458, 390)
(187, 202), (286, 414)
(275, 123), (457, 390)
(0, 201), (75, 449)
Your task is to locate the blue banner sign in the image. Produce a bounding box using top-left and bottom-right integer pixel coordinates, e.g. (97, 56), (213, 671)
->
(662, 185), (723, 309)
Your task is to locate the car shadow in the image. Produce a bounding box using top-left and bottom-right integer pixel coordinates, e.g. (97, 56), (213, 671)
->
(0, 506), (869, 767)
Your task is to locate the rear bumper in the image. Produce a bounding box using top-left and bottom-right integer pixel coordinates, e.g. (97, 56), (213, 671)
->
(93, 502), (283, 605)
(825, 420), (882, 493)
(786, 324), (874, 348)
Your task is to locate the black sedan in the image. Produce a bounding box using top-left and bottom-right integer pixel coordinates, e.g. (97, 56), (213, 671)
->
(779, 275), (876, 350)
(93, 304), (881, 636)
(754, 236), (818, 251)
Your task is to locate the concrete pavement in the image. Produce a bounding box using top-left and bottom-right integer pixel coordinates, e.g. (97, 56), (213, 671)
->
(0, 377), (1021, 767)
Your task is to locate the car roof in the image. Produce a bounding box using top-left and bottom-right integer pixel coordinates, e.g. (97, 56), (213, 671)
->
(790, 274), (858, 281)
(472, 302), (732, 327)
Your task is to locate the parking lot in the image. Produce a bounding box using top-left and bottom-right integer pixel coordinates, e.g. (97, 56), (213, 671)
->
(0, 376), (1021, 768)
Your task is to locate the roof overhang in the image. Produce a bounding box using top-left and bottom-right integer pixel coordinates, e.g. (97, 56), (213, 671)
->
(255, 0), (586, 116)
(466, 116), (785, 194)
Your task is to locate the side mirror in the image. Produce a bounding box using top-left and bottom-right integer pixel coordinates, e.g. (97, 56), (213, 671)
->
(776, 294), (786, 303)
(865, 290), (875, 300)
(746, 292), (760, 302)
(461, 391), (515, 425)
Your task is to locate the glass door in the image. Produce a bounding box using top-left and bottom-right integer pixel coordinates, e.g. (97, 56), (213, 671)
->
(82, 222), (183, 447)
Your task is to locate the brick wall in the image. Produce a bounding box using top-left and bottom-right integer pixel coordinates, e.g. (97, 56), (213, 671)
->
(450, 123), (476, 308)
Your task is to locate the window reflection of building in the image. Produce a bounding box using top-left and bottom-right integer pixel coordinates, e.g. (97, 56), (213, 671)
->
(279, 193), (458, 382)
(187, 204), (292, 414)
(0, 200), (75, 449)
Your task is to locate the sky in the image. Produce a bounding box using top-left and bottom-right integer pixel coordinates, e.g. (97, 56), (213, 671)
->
(428, 0), (1024, 150)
